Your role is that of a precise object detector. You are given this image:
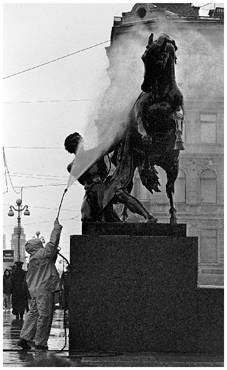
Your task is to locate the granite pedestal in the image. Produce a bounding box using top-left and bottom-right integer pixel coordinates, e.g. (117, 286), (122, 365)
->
(69, 223), (223, 354)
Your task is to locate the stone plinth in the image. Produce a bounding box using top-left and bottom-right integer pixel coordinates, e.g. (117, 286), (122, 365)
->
(82, 222), (186, 237)
(69, 223), (223, 354)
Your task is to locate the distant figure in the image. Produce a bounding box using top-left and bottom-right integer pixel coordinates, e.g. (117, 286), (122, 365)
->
(3, 269), (12, 310)
(60, 267), (70, 310)
(11, 262), (28, 320)
(18, 218), (62, 351)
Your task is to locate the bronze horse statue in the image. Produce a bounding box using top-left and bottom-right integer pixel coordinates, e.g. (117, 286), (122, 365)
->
(104, 33), (184, 224)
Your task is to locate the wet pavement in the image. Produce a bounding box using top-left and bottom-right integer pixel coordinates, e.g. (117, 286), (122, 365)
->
(3, 308), (71, 367)
(3, 308), (224, 367)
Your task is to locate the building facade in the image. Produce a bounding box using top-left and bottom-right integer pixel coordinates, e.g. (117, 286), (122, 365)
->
(3, 234), (6, 250)
(10, 226), (26, 264)
(3, 233), (12, 271)
(107, 3), (224, 286)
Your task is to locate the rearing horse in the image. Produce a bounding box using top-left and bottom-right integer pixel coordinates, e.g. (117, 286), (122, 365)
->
(132, 33), (184, 224)
(106, 33), (184, 224)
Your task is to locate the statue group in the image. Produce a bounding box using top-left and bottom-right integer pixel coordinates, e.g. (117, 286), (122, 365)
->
(65, 33), (184, 225)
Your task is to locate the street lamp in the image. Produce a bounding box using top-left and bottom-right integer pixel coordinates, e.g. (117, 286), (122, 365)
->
(8, 199), (30, 262)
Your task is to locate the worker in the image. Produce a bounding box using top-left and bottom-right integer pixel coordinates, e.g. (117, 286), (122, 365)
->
(17, 218), (62, 350)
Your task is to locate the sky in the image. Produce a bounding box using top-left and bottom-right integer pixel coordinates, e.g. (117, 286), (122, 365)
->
(2, 1), (220, 268)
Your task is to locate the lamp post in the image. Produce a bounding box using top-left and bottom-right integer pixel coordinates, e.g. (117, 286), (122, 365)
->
(8, 199), (30, 262)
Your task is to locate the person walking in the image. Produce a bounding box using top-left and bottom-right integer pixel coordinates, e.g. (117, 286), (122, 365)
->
(17, 218), (62, 350)
(60, 266), (70, 310)
(3, 269), (12, 310)
(11, 262), (28, 320)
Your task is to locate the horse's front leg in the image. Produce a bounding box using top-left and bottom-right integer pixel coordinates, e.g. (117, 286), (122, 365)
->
(166, 187), (177, 225)
(164, 155), (179, 225)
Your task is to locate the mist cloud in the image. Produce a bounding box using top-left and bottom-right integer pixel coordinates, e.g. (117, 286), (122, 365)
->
(69, 13), (223, 184)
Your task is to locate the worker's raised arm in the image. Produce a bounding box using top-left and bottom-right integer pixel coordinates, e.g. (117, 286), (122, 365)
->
(40, 219), (63, 259)
(49, 218), (63, 246)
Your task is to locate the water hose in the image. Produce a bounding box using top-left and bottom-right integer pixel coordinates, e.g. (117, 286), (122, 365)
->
(56, 188), (68, 220)
(56, 188), (70, 351)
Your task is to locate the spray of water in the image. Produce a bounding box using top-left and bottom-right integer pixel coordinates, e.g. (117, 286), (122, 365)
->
(67, 12), (223, 188)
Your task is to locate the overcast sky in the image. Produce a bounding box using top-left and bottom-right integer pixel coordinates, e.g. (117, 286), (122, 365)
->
(3, 1), (219, 267)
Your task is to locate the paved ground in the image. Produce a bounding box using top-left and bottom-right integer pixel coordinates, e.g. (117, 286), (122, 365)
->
(3, 309), (224, 367)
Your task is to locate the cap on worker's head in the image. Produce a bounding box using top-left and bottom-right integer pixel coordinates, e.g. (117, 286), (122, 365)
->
(25, 238), (43, 254)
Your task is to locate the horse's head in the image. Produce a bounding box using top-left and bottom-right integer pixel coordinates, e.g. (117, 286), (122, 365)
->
(141, 33), (178, 93)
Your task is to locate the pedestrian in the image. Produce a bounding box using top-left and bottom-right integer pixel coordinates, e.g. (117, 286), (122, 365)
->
(3, 269), (12, 310)
(60, 266), (70, 310)
(11, 262), (28, 320)
(17, 218), (62, 350)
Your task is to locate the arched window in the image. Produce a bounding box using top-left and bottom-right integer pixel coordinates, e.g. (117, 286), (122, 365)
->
(200, 169), (217, 204)
(175, 170), (186, 203)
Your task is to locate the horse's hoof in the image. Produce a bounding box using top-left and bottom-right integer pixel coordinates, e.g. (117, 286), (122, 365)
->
(146, 216), (158, 223)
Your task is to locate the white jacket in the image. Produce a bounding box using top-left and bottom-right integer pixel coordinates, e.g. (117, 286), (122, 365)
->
(25, 223), (62, 297)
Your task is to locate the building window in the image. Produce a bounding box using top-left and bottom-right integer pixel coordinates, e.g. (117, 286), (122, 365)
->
(200, 169), (217, 204)
(200, 113), (217, 144)
(175, 170), (186, 203)
(200, 229), (217, 264)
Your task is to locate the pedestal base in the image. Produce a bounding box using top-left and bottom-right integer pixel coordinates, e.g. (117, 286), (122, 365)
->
(69, 223), (223, 354)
